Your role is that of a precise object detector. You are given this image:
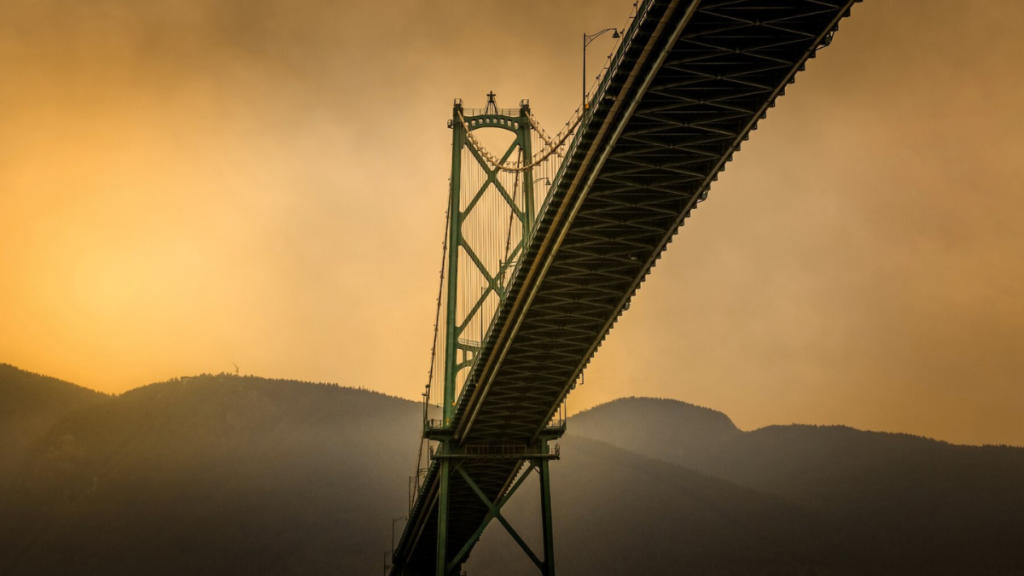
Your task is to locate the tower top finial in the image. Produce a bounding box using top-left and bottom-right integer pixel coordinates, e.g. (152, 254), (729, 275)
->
(485, 91), (498, 114)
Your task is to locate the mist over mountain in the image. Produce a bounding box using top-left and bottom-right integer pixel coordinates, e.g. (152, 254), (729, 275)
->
(467, 435), (859, 576)
(2, 366), (1023, 575)
(0, 364), (107, 497)
(1, 370), (421, 575)
(569, 397), (743, 462)
(572, 397), (1024, 574)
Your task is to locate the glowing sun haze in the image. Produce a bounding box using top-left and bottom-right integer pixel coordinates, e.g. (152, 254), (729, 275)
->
(2, 0), (1023, 446)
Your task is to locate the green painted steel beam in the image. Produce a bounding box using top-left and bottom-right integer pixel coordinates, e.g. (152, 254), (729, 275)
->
(442, 101), (464, 425)
(455, 465), (544, 572)
(538, 444), (556, 576)
(446, 463), (537, 572)
(436, 459), (452, 576)
(518, 104), (535, 235)
(461, 140), (525, 222)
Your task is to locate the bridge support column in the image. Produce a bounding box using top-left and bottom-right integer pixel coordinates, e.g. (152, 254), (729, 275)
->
(429, 435), (562, 576)
(435, 458), (451, 576)
(539, 443), (555, 576)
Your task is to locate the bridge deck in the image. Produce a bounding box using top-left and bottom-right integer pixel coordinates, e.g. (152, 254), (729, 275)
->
(393, 0), (859, 573)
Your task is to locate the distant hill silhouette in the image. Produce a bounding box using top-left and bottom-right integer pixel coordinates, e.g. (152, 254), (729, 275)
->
(571, 397), (1024, 574)
(0, 365), (108, 570)
(1, 368), (1023, 574)
(570, 397), (742, 462)
(0, 364), (107, 496)
(467, 434), (860, 576)
(2, 372), (421, 575)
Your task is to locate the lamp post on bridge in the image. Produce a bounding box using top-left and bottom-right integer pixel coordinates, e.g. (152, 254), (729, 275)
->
(583, 28), (620, 111)
(533, 176), (550, 197)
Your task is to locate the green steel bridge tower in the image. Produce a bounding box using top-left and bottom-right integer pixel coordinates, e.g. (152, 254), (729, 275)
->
(423, 92), (566, 576)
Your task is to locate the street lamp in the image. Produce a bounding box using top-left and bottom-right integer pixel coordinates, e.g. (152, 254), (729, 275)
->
(583, 28), (621, 111)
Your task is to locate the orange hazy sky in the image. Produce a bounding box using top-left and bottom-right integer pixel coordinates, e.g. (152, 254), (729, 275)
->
(2, 0), (1022, 446)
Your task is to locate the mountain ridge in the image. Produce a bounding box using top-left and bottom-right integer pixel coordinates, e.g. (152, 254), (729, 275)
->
(2, 365), (1023, 574)
(568, 396), (1024, 574)
(0, 364), (109, 498)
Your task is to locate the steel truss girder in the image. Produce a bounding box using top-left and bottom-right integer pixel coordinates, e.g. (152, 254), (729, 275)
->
(393, 0), (859, 573)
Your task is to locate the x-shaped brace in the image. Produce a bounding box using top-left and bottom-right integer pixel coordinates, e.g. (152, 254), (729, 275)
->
(447, 463), (545, 573)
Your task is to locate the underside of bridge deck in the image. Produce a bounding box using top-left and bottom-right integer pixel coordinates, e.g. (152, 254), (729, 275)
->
(392, 1), (860, 574)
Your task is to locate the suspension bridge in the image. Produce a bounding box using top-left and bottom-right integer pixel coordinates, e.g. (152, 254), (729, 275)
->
(390, 1), (859, 574)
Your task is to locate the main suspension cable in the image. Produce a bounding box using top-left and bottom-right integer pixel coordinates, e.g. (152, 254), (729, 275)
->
(458, 110), (582, 173)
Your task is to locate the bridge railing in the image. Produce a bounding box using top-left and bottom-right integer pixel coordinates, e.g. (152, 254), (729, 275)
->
(548, 0), (654, 215)
(429, 443), (561, 461)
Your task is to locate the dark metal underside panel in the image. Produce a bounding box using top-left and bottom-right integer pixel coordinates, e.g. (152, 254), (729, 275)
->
(395, 0), (859, 572)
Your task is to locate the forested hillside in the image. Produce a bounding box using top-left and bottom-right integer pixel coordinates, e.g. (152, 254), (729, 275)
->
(2, 368), (1022, 575)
